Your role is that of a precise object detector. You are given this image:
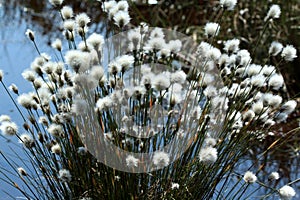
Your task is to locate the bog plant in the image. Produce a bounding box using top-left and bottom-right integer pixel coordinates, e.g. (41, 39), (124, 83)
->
(0, 0), (299, 199)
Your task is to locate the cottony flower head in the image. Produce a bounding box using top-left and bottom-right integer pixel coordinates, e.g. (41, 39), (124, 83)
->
(281, 45), (297, 62)
(243, 171), (257, 183)
(199, 146), (218, 164)
(204, 22), (220, 38)
(219, 0), (237, 10)
(278, 185), (296, 200)
(265, 4), (281, 21)
(153, 151), (170, 168)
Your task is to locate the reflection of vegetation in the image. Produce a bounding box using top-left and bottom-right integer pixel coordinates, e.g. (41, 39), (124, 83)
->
(3, 0), (299, 95)
(132, 0), (300, 97)
(2, 0), (104, 44)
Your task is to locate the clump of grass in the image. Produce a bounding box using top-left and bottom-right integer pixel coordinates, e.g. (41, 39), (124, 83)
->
(0, 0), (299, 199)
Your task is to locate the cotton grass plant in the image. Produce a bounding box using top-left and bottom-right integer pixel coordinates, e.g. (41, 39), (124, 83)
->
(0, 0), (299, 199)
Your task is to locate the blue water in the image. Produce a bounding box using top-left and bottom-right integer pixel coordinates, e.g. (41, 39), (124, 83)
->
(0, 5), (51, 198)
(0, 2), (299, 199)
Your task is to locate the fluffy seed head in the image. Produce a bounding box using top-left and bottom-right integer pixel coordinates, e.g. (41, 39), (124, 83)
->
(167, 39), (182, 53)
(237, 49), (251, 66)
(146, 37), (166, 51)
(243, 171), (257, 183)
(250, 74), (266, 87)
(61, 6), (73, 20)
(18, 167), (27, 176)
(117, 1), (129, 11)
(281, 100), (297, 114)
(0, 121), (18, 136)
(0, 115), (11, 122)
(262, 65), (276, 76)
(278, 185), (296, 200)
(268, 73), (284, 90)
(96, 96), (113, 111)
(116, 55), (135, 73)
(113, 11), (131, 27)
(75, 13), (90, 28)
(47, 124), (64, 137)
(102, 1), (117, 13)
(170, 70), (186, 84)
(269, 172), (280, 180)
(49, 0), (63, 7)
(219, 0), (237, 10)
(265, 4), (281, 21)
(246, 64), (262, 77)
(58, 169), (71, 182)
(269, 41), (283, 56)
(64, 20), (75, 31)
(22, 69), (36, 82)
(199, 146), (218, 164)
(171, 183), (180, 190)
(281, 45), (297, 62)
(51, 143), (62, 154)
(204, 22), (220, 38)
(126, 155), (139, 167)
(17, 93), (34, 109)
(153, 74), (170, 91)
(51, 38), (62, 51)
(0, 69), (3, 81)
(153, 151), (170, 168)
(65, 50), (91, 73)
(263, 93), (282, 108)
(19, 134), (34, 148)
(90, 65), (104, 81)
(25, 29), (35, 41)
(108, 61), (121, 76)
(87, 33), (105, 51)
(252, 101), (264, 114)
(224, 39), (240, 54)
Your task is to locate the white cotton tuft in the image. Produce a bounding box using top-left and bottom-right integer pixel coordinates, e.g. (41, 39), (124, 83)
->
(19, 134), (34, 148)
(269, 41), (283, 56)
(153, 74), (170, 91)
(0, 121), (18, 136)
(153, 151), (170, 168)
(65, 50), (91, 73)
(199, 146), (218, 164)
(51, 144), (62, 154)
(204, 22), (220, 38)
(61, 6), (73, 20)
(265, 4), (281, 21)
(87, 33), (105, 51)
(219, 0), (237, 10)
(25, 29), (35, 41)
(126, 155), (139, 167)
(113, 11), (131, 28)
(278, 185), (296, 200)
(75, 13), (90, 28)
(49, 0), (63, 7)
(250, 74), (266, 87)
(281, 100), (297, 114)
(0, 69), (3, 82)
(59, 169), (72, 182)
(243, 171), (257, 183)
(224, 39), (240, 54)
(268, 73), (284, 90)
(281, 45), (297, 62)
(51, 39), (62, 51)
(269, 172), (280, 181)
